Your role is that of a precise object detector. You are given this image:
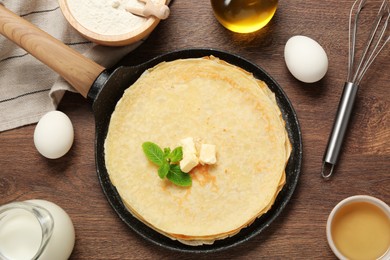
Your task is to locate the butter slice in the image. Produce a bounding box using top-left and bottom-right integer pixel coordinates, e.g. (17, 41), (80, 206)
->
(180, 153), (199, 173)
(199, 144), (216, 165)
(180, 137), (199, 173)
(180, 137), (197, 155)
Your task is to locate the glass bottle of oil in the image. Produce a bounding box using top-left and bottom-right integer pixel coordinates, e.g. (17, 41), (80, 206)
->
(210, 0), (278, 33)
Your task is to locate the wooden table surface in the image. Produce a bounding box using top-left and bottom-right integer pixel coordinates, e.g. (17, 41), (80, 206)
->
(1, 0), (389, 259)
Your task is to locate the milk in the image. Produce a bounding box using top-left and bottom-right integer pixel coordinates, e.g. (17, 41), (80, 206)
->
(0, 200), (75, 260)
(0, 210), (42, 259)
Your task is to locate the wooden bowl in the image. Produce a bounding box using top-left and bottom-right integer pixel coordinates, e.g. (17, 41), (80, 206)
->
(58, 0), (167, 46)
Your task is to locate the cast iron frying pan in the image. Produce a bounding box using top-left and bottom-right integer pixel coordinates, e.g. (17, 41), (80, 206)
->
(0, 5), (302, 253)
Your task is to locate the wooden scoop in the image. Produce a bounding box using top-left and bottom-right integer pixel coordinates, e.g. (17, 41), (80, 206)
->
(126, 0), (170, 20)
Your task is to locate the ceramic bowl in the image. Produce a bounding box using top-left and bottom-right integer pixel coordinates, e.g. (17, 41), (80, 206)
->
(326, 195), (390, 260)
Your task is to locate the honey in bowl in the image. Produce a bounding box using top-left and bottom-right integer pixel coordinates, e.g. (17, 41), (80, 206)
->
(330, 200), (390, 260)
(210, 0), (278, 33)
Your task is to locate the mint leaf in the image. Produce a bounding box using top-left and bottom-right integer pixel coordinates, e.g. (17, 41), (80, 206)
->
(168, 147), (183, 163)
(158, 161), (170, 179)
(166, 164), (192, 187)
(163, 147), (171, 158)
(142, 142), (165, 166)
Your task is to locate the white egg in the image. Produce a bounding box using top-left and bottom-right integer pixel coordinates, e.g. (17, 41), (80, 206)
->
(284, 35), (328, 83)
(34, 111), (74, 159)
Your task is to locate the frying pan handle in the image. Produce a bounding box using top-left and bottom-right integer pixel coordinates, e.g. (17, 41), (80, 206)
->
(0, 4), (105, 98)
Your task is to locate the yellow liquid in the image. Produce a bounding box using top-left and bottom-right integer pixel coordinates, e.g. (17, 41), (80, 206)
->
(210, 0), (278, 33)
(331, 202), (390, 260)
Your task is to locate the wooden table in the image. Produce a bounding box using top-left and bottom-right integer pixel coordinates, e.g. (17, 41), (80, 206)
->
(1, 0), (389, 259)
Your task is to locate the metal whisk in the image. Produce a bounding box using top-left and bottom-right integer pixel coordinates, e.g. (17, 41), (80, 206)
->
(321, 0), (389, 179)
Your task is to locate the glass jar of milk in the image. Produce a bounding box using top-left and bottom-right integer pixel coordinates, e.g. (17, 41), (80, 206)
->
(0, 199), (75, 260)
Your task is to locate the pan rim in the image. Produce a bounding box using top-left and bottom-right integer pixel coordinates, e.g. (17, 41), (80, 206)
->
(94, 48), (302, 253)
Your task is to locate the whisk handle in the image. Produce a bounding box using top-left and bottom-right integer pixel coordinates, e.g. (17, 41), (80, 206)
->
(321, 82), (359, 179)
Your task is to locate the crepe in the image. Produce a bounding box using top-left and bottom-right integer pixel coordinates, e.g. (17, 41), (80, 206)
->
(104, 56), (291, 245)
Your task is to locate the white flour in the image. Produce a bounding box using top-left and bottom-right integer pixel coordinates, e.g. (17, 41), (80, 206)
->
(67, 0), (155, 35)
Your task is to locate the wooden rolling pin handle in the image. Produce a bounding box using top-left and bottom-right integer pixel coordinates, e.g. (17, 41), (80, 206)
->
(0, 4), (105, 98)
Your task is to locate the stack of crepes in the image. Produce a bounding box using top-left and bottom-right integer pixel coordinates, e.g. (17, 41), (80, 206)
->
(104, 56), (292, 245)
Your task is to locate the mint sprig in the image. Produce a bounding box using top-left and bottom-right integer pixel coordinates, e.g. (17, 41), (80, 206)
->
(142, 142), (191, 187)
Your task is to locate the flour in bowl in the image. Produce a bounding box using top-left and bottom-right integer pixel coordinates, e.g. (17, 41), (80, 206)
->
(67, 0), (154, 35)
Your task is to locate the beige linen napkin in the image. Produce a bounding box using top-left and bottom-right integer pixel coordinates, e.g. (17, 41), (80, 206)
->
(0, 0), (167, 132)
